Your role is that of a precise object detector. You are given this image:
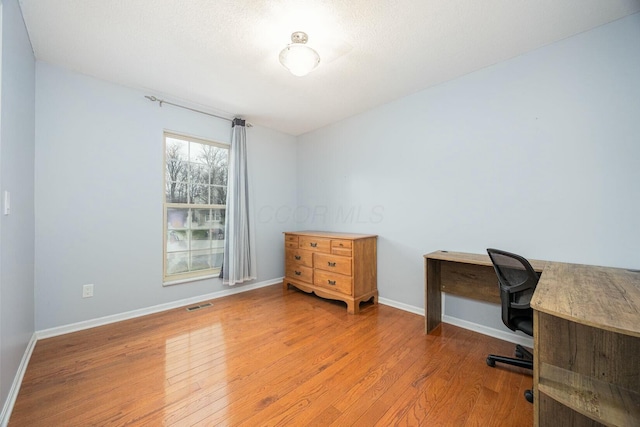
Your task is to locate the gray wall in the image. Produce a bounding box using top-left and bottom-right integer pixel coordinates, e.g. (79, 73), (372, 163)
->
(34, 62), (297, 330)
(0, 0), (36, 411)
(296, 13), (640, 333)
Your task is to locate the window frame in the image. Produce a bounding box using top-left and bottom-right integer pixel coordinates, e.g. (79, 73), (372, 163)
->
(162, 131), (229, 285)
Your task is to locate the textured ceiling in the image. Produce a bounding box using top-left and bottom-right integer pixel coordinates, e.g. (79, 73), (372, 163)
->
(19, 0), (640, 136)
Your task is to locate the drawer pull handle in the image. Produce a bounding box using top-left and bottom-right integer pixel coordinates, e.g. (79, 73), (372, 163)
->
(310, 242), (317, 248)
(339, 243), (344, 247)
(328, 280), (336, 286)
(328, 262), (336, 267)
(294, 255), (301, 260)
(294, 271), (302, 276)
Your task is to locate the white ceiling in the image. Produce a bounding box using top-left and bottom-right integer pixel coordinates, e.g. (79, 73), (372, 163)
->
(19, 0), (640, 136)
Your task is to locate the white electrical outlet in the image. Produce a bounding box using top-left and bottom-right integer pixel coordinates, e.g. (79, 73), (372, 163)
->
(82, 284), (94, 298)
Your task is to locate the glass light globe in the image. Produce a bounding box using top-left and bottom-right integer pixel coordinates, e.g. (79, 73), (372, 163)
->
(279, 34), (321, 76)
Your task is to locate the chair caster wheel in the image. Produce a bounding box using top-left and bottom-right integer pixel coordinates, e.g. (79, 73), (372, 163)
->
(486, 357), (496, 367)
(525, 390), (533, 403)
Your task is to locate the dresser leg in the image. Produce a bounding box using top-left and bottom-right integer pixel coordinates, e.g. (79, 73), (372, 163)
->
(347, 295), (378, 315)
(347, 301), (357, 314)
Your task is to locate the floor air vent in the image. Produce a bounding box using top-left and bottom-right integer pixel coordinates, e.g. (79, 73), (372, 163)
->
(186, 302), (213, 312)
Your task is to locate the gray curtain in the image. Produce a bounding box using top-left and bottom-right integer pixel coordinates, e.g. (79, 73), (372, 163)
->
(222, 118), (257, 285)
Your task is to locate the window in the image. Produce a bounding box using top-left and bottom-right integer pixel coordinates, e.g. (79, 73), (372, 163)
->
(163, 132), (229, 283)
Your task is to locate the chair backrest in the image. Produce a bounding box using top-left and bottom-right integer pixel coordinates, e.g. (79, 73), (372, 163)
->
(486, 248), (540, 333)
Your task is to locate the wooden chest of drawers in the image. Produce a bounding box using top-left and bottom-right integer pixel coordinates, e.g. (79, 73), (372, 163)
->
(283, 231), (378, 314)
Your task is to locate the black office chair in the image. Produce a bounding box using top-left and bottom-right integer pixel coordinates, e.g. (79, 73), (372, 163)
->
(486, 248), (540, 403)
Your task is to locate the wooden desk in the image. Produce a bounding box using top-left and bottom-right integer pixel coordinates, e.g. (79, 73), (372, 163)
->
(423, 250), (640, 426)
(531, 263), (640, 427)
(423, 250), (549, 333)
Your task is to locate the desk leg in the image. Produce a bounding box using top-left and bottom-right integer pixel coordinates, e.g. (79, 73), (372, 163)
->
(533, 310), (540, 426)
(425, 258), (442, 334)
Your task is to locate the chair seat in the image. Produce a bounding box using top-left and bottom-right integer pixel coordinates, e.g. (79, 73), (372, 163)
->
(511, 316), (533, 336)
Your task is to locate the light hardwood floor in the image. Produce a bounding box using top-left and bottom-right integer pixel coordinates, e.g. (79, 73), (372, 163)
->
(10, 284), (533, 426)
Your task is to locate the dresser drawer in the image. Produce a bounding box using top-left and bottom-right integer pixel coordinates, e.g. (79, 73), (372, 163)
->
(286, 265), (313, 284)
(331, 239), (352, 249)
(331, 247), (352, 257)
(285, 248), (313, 268)
(331, 239), (352, 256)
(284, 234), (299, 248)
(314, 253), (352, 276)
(299, 236), (331, 253)
(314, 270), (352, 295)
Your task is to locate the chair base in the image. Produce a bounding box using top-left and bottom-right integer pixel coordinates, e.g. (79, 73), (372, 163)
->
(486, 344), (533, 369)
(486, 354), (533, 369)
(487, 344), (534, 403)
(524, 389), (534, 403)
(514, 344), (532, 360)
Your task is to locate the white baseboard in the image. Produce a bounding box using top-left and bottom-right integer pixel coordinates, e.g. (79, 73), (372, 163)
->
(378, 297), (424, 316)
(0, 332), (37, 427)
(36, 283), (531, 345)
(378, 297), (533, 348)
(442, 315), (534, 348)
(37, 277), (283, 340)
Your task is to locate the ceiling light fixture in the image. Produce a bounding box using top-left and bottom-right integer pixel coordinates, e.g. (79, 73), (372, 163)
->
(279, 31), (320, 77)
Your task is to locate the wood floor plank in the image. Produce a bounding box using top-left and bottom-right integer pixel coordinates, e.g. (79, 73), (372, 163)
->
(335, 327), (468, 425)
(234, 307), (421, 426)
(328, 321), (433, 422)
(161, 304), (390, 426)
(174, 305), (400, 426)
(9, 284), (533, 426)
(426, 333), (493, 426)
(488, 368), (532, 426)
(370, 328), (485, 426)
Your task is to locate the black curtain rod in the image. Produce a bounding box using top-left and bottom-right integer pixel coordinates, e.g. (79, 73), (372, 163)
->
(144, 95), (251, 126)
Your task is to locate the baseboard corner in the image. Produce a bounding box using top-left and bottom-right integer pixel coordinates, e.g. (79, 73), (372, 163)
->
(0, 332), (38, 427)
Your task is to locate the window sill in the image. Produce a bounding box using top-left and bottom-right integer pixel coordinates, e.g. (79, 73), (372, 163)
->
(163, 272), (222, 287)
